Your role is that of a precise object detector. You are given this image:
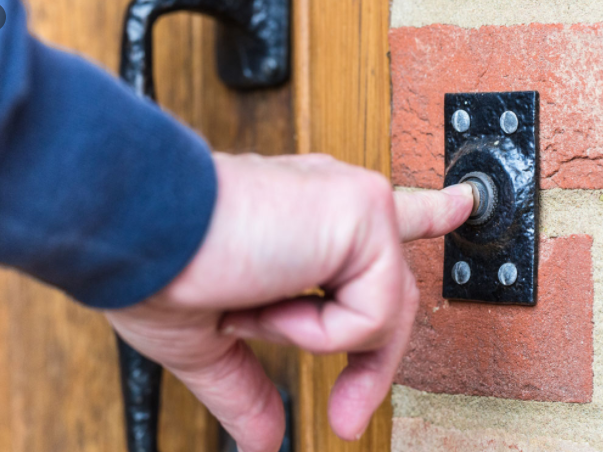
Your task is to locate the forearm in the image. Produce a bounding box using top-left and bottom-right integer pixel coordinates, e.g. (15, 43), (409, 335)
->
(0, 0), (217, 308)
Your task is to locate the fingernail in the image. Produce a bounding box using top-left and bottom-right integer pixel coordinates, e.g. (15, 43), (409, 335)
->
(443, 183), (473, 198)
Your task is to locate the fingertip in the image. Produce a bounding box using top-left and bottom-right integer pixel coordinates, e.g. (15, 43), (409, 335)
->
(442, 183), (474, 229)
(330, 417), (370, 442)
(327, 326), (411, 442)
(327, 369), (382, 442)
(176, 341), (285, 452)
(442, 182), (473, 199)
(222, 371), (286, 452)
(395, 185), (474, 242)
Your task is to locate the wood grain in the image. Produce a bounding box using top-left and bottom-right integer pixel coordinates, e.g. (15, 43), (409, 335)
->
(294, 0), (393, 450)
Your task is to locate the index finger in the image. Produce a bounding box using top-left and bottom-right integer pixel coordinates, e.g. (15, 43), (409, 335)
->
(394, 184), (473, 243)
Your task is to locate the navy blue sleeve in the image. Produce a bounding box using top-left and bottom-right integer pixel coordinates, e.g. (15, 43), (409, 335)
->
(0, 0), (217, 309)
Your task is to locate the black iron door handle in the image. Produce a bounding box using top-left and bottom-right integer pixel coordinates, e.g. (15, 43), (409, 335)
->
(115, 1), (290, 451)
(121, 0), (290, 98)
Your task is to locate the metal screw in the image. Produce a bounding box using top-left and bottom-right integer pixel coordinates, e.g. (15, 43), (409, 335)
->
(452, 261), (471, 285)
(451, 110), (471, 133)
(500, 111), (519, 134)
(498, 263), (518, 286)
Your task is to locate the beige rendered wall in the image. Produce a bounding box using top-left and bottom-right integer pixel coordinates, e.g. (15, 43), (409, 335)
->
(391, 1), (603, 28)
(390, 1), (603, 450)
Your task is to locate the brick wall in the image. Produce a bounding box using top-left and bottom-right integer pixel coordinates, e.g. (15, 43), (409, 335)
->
(390, 2), (603, 450)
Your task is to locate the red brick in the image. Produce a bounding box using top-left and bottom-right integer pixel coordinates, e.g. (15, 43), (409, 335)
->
(395, 235), (594, 402)
(390, 24), (603, 190)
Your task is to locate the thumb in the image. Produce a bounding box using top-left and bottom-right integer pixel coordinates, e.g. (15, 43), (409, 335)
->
(394, 183), (473, 243)
(171, 340), (285, 452)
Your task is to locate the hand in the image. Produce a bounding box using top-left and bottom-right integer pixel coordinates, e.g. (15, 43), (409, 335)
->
(105, 152), (473, 452)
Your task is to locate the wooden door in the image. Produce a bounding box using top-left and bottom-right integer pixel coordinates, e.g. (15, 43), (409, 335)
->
(0, 0), (391, 450)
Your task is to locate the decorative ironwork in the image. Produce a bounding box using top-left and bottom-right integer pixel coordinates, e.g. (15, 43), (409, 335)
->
(443, 91), (540, 306)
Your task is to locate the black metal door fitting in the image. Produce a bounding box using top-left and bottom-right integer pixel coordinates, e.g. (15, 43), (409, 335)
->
(443, 92), (540, 306)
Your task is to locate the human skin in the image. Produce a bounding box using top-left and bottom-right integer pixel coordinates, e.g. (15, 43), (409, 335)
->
(106, 152), (473, 452)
